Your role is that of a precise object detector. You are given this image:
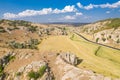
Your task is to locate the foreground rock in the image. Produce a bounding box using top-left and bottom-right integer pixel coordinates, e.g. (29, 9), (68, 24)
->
(5, 61), (54, 80)
(60, 53), (78, 65)
(2, 52), (120, 80)
(55, 53), (120, 80)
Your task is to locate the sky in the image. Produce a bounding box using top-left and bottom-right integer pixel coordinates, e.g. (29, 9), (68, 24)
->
(0, 0), (120, 23)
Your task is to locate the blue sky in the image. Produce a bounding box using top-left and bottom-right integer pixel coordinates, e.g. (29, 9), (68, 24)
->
(0, 0), (120, 23)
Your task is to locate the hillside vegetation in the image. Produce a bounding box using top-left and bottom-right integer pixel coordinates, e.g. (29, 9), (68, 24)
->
(0, 19), (120, 80)
(78, 18), (120, 48)
(98, 18), (120, 30)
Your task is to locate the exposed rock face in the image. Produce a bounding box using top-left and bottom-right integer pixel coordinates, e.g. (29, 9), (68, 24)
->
(78, 19), (120, 48)
(6, 61), (54, 80)
(2, 52), (120, 80)
(55, 53), (120, 80)
(0, 51), (16, 80)
(79, 21), (111, 34)
(60, 53), (78, 65)
(94, 28), (120, 44)
(0, 51), (15, 66)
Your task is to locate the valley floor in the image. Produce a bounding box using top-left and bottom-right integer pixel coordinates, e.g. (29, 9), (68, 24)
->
(38, 33), (120, 78)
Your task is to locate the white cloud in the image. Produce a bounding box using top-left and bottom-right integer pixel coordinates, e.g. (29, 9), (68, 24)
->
(77, 1), (120, 10)
(18, 8), (52, 17)
(100, 1), (120, 8)
(3, 8), (53, 19)
(3, 13), (17, 19)
(64, 15), (76, 20)
(3, 5), (77, 19)
(53, 5), (76, 14)
(84, 4), (94, 10)
(63, 12), (83, 20)
(106, 11), (110, 14)
(77, 2), (83, 8)
(75, 12), (83, 16)
(62, 5), (77, 13)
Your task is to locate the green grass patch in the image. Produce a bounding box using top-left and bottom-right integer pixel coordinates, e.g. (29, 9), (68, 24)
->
(28, 65), (47, 80)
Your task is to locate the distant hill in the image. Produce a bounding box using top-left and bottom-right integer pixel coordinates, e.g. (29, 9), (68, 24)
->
(43, 22), (90, 27)
(78, 18), (120, 48)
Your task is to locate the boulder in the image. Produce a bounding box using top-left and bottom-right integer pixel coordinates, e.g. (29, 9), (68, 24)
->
(60, 53), (78, 65)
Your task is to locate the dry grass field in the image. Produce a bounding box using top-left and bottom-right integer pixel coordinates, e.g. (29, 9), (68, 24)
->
(38, 33), (120, 78)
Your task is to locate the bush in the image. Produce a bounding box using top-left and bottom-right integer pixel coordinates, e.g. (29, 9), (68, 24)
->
(109, 35), (111, 39)
(117, 39), (120, 43)
(38, 65), (47, 77)
(0, 27), (6, 33)
(96, 38), (99, 43)
(16, 72), (22, 76)
(28, 65), (47, 79)
(0, 65), (3, 73)
(107, 18), (120, 29)
(28, 71), (39, 80)
(9, 39), (40, 49)
(28, 26), (37, 33)
(30, 39), (40, 45)
(102, 38), (106, 42)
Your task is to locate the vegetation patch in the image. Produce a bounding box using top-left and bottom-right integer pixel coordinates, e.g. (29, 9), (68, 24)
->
(9, 39), (40, 49)
(94, 46), (101, 56)
(107, 18), (120, 29)
(96, 38), (99, 43)
(0, 54), (15, 77)
(0, 27), (6, 33)
(28, 65), (47, 80)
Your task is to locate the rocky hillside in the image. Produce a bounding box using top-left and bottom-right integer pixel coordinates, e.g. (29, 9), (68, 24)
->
(1, 51), (118, 80)
(0, 19), (68, 49)
(0, 19), (120, 80)
(78, 18), (120, 48)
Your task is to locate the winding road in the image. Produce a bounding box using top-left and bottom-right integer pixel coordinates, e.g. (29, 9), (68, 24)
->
(74, 32), (120, 51)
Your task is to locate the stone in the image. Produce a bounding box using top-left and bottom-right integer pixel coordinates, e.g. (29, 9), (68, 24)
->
(60, 53), (78, 65)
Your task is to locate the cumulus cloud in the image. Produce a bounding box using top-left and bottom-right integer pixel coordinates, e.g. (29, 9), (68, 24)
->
(53, 5), (76, 13)
(106, 11), (110, 14)
(75, 12), (83, 16)
(3, 8), (53, 19)
(3, 5), (77, 19)
(63, 12), (83, 20)
(84, 4), (94, 10)
(3, 13), (17, 19)
(77, 1), (120, 10)
(77, 2), (83, 8)
(64, 15), (76, 20)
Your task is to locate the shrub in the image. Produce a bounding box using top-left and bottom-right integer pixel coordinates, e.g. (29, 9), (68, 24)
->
(0, 27), (6, 33)
(30, 39), (40, 45)
(102, 38), (106, 42)
(28, 26), (37, 33)
(109, 35), (111, 39)
(107, 18), (120, 29)
(9, 39), (40, 49)
(38, 65), (47, 77)
(28, 65), (47, 79)
(16, 72), (22, 76)
(28, 71), (39, 80)
(117, 39), (120, 43)
(96, 38), (99, 43)
(0, 65), (3, 73)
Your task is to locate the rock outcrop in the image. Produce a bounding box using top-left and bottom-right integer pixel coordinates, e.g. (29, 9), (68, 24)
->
(55, 53), (120, 80)
(0, 51), (16, 80)
(6, 61), (54, 80)
(60, 53), (78, 65)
